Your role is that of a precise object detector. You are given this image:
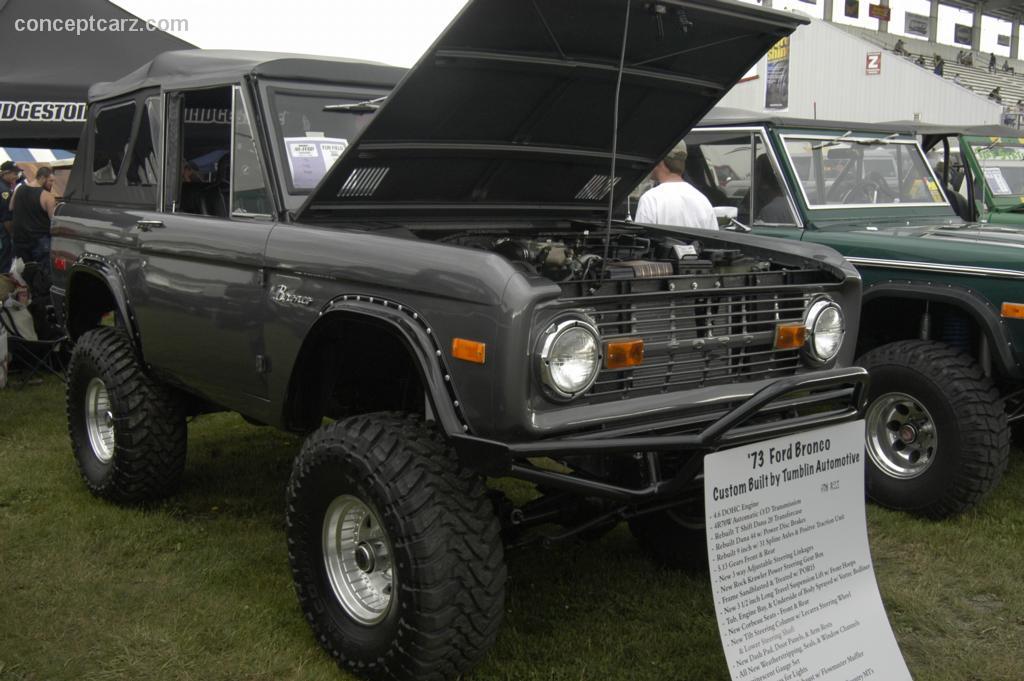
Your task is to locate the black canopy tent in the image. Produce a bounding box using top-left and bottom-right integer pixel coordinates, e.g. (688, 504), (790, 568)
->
(0, 0), (192, 149)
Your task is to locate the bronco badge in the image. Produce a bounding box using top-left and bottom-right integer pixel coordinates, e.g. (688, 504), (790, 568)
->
(270, 284), (313, 306)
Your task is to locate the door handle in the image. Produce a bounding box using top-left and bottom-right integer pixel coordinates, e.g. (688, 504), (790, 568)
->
(136, 220), (165, 232)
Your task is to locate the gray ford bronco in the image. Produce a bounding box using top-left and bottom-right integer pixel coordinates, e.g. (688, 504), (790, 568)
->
(52, 2), (867, 679)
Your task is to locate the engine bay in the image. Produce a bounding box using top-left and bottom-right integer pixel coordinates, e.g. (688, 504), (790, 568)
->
(435, 228), (775, 284)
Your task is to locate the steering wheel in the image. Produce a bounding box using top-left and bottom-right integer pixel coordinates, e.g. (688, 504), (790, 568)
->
(842, 176), (896, 204)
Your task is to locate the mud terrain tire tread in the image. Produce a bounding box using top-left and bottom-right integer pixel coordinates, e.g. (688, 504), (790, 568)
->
(857, 340), (1009, 518)
(286, 412), (506, 681)
(66, 326), (187, 503)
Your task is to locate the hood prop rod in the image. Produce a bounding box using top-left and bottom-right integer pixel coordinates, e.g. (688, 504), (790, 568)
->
(600, 0), (633, 283)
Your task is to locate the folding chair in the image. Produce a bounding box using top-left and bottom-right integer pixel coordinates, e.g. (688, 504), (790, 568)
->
(0, 305), (68, 388)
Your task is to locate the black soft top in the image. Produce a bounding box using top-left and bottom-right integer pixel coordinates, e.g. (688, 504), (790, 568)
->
(88, 49), (406, 102)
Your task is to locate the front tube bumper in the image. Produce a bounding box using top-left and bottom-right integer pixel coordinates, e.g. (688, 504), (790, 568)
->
(452, 367), (869, 497)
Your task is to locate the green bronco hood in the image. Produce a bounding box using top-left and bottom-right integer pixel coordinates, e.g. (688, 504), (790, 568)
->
(805, 217), (1024, 276)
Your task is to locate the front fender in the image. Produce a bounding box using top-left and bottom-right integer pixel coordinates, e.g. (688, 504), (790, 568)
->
(863, 280), (1023, 380)
(284, 295), (469, 437)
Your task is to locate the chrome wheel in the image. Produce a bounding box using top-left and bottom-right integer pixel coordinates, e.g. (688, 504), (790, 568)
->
(322, 494), (395, 625)
(865, 392), (937, 479)
(84, 378), (116, 464)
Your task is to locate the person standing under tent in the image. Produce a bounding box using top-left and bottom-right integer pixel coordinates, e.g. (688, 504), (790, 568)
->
(0, 161), (20, 273)
(11, 167), (56, 275)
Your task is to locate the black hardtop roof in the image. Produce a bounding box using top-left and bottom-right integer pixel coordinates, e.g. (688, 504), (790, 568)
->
(88, 49), (406, 102)
(698, 107), (918, 137)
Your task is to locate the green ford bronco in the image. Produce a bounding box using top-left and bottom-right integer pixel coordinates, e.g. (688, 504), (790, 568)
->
(686, 111), (1019, 519)
(50, 3), (873, 680)
(918, 123), (1024, 226)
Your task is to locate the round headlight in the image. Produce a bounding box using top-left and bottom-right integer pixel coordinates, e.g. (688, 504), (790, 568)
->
(805, 299), (845, 363)
(538, 318), (601, 400)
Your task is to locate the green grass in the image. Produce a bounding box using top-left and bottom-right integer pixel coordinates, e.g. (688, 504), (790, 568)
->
(1, 378), (1022, 681)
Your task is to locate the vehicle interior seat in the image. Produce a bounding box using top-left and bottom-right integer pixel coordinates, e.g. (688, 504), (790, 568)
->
(941, 166), (971, 220)
(738, 154), (784, 223)
(203, 152), (231, 217)
(685, 150), (729, 207)
(944, 183), (971, 219)
(179, 180), (205, 215)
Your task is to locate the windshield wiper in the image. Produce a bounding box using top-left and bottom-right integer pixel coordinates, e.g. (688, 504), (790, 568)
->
(810, 131), (853, 151)
(324, 96), (387, 114)
(977, 140), (1005, 153)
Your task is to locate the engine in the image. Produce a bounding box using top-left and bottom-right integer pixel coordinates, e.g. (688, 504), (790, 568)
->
(440, 230), (773, 283)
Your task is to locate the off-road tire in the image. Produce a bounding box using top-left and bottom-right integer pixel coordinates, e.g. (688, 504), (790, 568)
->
(286, 412), (506, 681)
(66, 326), (187, 503)
(858, 340), (1009, 518)
(629, 506), (707, 571)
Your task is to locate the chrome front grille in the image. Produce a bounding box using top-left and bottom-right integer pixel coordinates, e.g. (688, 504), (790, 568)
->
(558, 269), (840, 402)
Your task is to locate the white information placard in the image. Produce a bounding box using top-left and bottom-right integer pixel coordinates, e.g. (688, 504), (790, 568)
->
(704, 420), (912, 681)
(284, 136), (349, 189)
(983, 167), (1013, 196)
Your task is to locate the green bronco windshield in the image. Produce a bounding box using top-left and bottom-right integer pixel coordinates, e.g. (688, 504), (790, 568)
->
(781, 134), (947, 208)
(969, 139), (1024, 198)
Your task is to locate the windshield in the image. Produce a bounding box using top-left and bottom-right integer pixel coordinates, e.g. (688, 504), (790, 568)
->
(781, 135), (948, 208)
(969, 140), (1024, 197)
(266, 87), (388, 196)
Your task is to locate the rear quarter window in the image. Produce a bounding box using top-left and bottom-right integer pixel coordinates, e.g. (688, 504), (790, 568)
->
(92, 101), (137, 184)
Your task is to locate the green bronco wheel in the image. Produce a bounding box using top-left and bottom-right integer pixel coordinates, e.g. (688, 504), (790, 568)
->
(858, 340), (1009, 518)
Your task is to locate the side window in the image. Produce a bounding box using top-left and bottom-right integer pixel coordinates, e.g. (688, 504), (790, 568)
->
(232, 88), (272, 216)
(126, 97), (162, 186)
(92, 101), (136, 184)
(173, 87), (232, 216)
(685, 131), (797, 227)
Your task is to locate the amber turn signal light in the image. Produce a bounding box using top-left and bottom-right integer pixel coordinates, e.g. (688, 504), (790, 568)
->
(774, 324), (807, 350)
(605, 339), (644, 369)
(452, 338), (486, 364)
(1001, 303), (1024, 319)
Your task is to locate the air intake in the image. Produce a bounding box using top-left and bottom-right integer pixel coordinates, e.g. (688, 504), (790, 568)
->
(575, 174), (619, 201)
(338, 167), (389, 198)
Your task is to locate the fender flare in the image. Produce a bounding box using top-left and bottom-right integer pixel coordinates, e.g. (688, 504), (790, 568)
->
(66, 256), (142, 352)
(287, 295), (469, 437)
(862, 280), (1022, 380)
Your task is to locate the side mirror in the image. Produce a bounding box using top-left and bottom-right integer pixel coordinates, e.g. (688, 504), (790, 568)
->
(715, 206), (750, 232)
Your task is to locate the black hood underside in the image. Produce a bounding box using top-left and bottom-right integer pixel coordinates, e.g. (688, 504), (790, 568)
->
(297, 0), (806, 222)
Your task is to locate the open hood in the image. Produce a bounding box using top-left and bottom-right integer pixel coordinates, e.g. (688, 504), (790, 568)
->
(297, 0), (806, 222)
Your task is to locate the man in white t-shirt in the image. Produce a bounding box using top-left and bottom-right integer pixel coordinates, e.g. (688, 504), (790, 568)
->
(633, 143), (718, 231)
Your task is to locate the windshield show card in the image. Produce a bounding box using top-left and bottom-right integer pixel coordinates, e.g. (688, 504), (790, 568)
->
(285, 136), (349, 189)
(704, 421), (911, 681)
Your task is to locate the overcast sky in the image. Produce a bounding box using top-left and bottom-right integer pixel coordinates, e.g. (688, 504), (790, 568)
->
(111, 0), (470, 67)
(112, 0), (1017, 65)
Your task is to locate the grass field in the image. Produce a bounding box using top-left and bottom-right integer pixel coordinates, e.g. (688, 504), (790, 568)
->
(1, 377), (1022, 681)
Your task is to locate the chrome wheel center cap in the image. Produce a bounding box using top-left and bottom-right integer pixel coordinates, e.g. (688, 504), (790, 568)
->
(898, 423), (918, 445)
(354, 542), (376, 573)
(104, 411), (115, 429)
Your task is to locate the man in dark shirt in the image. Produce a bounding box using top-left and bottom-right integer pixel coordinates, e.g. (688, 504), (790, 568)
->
(0, 161), (20, 273)
(12, 167), (56, 274)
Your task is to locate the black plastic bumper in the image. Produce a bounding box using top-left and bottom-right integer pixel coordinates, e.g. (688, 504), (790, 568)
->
(453, 367), (869, 492)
